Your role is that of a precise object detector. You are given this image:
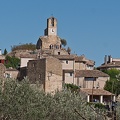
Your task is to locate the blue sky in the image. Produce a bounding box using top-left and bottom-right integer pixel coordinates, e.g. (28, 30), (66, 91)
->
(0, 0), (120, 66)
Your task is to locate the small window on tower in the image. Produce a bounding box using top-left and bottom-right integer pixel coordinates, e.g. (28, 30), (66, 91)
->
(51, 18), (54, 26)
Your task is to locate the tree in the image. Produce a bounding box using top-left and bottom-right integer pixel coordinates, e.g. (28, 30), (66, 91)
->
(104, 69), (120, 95)
(60, 38), (67, 47)
(3, 48), (8, 55)
(0, 78), (107, 120)
(4, 55), (20, 69)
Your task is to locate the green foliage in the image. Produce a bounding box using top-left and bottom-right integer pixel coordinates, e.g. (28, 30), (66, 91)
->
(64, 83), (80, 92)
(60, 38), (67, 47)
(103, 69), (120, 79)
(0, 78), (107, 120)
(11, 43), (36, 51)
(103, 69), (120, 95)
(3, 48), (8, 55)
(5, 55), (20, 69)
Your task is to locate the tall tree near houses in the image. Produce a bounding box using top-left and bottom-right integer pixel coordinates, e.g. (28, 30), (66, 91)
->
(3, 48), (8, 55)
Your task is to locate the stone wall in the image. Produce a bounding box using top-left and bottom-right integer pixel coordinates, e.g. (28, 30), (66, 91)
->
(75, 62), (86, 70)
(45, 57), (62, 93)
(27, 57), (62, 93)
(38, 36), (61, 50)
(27, 59), (46, 88)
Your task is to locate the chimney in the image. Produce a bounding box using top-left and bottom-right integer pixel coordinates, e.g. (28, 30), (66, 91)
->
(104, 55), (107, 64)
(108, 55), (112, 63)
(0, 49), (2, 55)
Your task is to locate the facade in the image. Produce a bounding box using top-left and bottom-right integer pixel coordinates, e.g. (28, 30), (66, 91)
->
(75, 55), (95, 70)
(27, 56), (62, 93)
(53, 55), (75, 84)
(75, 70), (109, 89)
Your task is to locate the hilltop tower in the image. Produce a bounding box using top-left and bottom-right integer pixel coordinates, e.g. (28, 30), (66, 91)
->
(44, 17), (57, 36)
(36, 16), (61, 50)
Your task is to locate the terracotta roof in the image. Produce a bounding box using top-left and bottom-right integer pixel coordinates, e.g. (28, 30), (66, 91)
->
(86, 60), (95, 66)
(75, 56), (95, 66)
(75, 56), (86, 62)
(98, 61), (120, 68)
(80, 88), (114, 96)
(75, 70), (109, 77)
(53, 55), (75, 60)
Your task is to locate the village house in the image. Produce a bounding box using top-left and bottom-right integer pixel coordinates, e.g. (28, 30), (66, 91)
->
(74, 70), (109, 89)
(27, 56), (62, 93)
(98, 55), (120, 70)
(80, 88), (115, 104)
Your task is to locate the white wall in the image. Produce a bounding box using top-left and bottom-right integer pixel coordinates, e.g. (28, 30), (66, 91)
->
(20, 58), (35, 67)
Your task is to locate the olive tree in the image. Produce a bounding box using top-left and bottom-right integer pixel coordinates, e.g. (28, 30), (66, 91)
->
(0, 78), (108, 120)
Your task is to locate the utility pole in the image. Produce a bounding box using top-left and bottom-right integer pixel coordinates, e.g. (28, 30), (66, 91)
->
(91, 79), (95, 102)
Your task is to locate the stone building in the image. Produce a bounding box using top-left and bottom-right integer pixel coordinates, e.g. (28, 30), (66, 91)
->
(75, 70), (109, 89)
(36, 16), (68, 55)
(36, 17), (61, 50)
(98, 55), (120, 70)
(27, 56), (62, 93)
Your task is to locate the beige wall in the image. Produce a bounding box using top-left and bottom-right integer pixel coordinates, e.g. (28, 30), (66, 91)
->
(75, 62), (86, 70)
(45, 57), (62, 93)
(64, 73), (74, 84)
(74, 76), (109, 89)
(61, 60), (74, 70)
(5, 70), (19, 79)
(20, 58), (35, 67)
(96, 77), (109, 89)
(45, 73), (62, 93)
(75, 62), (94, 70)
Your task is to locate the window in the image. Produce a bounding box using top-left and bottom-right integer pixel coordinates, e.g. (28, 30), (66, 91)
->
(66, 60), (68, 64)
(58, 52), (60, 55)
(70, 72), (72, 76)
(51, 18), (54, 26)
(85, 77), (96, 81)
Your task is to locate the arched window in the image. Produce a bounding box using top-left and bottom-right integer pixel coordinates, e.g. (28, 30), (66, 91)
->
(50, 44), (53, 49)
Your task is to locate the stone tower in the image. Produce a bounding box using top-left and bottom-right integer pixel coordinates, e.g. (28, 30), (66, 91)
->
(44, 17), (57, 36)
(36, 16), (61, 50)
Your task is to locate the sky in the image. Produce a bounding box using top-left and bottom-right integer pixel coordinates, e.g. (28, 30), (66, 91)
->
(0, 0), (120, 67)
